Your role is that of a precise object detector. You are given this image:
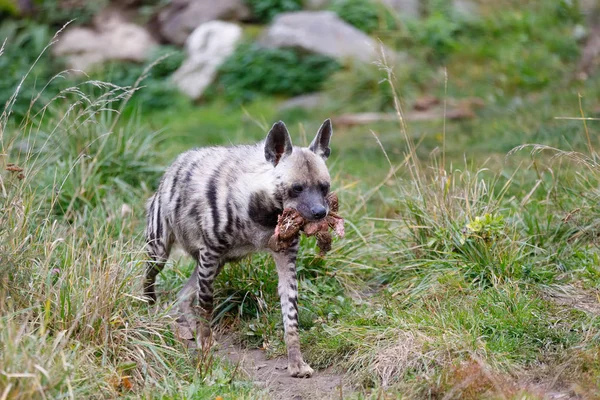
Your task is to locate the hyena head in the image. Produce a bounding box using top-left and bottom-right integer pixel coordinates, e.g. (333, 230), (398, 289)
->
(265, 119), (333, 221)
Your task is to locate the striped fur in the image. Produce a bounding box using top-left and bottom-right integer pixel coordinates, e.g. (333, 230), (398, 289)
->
(145, 120), (333, 378)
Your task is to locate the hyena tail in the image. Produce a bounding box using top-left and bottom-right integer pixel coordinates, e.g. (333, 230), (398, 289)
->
(144, 193), (173, 303)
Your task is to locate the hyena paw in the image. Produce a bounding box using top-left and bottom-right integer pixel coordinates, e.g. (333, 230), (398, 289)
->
(288, 360), (314, 378)
(196, 333), (218, 351)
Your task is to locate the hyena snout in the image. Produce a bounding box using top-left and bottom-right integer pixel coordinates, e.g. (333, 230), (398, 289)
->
(295, 199), (328, 221)
(310, 204), (327, 219)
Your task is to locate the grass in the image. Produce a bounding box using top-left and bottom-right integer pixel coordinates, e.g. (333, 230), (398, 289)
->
(3, 1), (600, 398)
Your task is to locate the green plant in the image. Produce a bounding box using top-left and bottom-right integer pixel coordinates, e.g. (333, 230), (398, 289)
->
(32, 87), (164, 219)
(32, 0), (108, 26)
(215, 43), (340, 103)
(88, 46), (186, 112)
(463, 213), (505, 243)
(330, 0), (379, 33)
(245, 0), (302, 22)
(0, 20), (59, 120)
(406, 12), (462, 62)
(323, 64), (384, 112)
(329, 0), (396, 33)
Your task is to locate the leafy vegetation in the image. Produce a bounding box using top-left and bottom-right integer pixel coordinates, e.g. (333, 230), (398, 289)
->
(88, 46), (186, 111)
(32, 0), (108, 26)
(214, 43), (340, 103)
(0, 20), (59, 119)
(329, 0), (381, 33)
(245, 0), (302, 22)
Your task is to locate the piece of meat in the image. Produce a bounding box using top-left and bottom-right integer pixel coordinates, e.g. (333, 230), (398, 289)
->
(267, 192), (345, 254)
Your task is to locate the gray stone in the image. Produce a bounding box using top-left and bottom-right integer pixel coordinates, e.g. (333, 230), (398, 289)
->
(303, 0), (331, 10)
(453, 0), (480, 19)
(279, 93), (325, 111)
(53, 10), (157, 72)
(378, 0), (420, 19)
(172, 21), (242, 100)
(260, 11), (398, 63)
(154, 0), (250, 45)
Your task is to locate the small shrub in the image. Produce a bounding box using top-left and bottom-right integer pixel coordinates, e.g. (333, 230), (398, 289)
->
(88, 46), (186, 112)
(32, 0), (108, 26)
(0, 20), (59, 120)
(329, 0), (379, 33)
(245, 0), (302, 22)
(215, 43), (340, 103)
(323, 60), (429, 113)
(406, 12), (462, 62)
(39, 105), (163, 218)
(329, 0), (396, 33)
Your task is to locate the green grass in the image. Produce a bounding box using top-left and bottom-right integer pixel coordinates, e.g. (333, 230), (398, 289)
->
(3, 0), (600, 398)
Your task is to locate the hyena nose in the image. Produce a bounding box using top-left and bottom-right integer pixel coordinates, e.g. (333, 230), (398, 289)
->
(311, 205), (327, 220)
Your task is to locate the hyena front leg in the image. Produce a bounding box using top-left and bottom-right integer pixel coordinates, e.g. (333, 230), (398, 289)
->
(272, 240), (314, 378)
(190, 250), (221, 350)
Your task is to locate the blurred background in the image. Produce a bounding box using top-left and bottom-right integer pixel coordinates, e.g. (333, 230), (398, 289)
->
(1, 0), (599, 183)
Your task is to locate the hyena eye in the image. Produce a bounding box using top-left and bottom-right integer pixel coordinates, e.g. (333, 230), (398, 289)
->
(292, 184), (304, 193)
(320, 183), (330, 194)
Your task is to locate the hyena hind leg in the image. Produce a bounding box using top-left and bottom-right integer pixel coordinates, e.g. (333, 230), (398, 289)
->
(144, 240), (173, 303)
(185, 251), (222, 351)
(144, 196), (173, 303)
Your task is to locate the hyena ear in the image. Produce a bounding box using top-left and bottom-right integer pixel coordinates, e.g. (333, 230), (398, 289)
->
(309, 119), (332, 160)
(265, 121), (293, 166)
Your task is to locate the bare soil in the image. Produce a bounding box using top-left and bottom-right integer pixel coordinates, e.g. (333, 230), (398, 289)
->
(217, 335), (353, 400)
(173, 318), (354, 400)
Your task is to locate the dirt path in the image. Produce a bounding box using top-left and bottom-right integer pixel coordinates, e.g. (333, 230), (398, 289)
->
(174, 318), (353, 399)
(216, 335), (353, 400)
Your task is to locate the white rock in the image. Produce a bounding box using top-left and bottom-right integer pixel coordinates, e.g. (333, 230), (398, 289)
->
(303, 0), (331, 10)
(378, 0), (420, 18)
(153, 0), (250, 45)
(172, 21), (242, 99)
(453, 0), (480, 19)
(53, 11), (157, 72)
(261, 11), (398, 63)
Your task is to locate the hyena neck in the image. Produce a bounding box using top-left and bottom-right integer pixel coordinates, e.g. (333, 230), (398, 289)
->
(246, 172), (284, 231)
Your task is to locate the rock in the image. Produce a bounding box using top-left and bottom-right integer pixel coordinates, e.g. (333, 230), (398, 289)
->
(303, 0), (331, 10)
(380, 0), (479, 19)
(279, 93), (325, 111)
(452, 0), (480, 19)
(377, 0), (420, 19)
(53, 10), (157, 71)
(581, 0), (598, 15)
(153, 0), (250, 45)
(413, 95), (440, 111)
(171, 21), (242, 100)
(261, 11), (399, 63)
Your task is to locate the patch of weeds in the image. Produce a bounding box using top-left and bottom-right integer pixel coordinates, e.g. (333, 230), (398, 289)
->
(88, 45), (187, 112)
(245, 0), (302, 22)
(33, 98), (163, 219)
(329, 0), (397, 34)
(432, 360), (516, 399)
(446, 4), (581, 93)
(214, 43), (340, 104)
(32, 0), (108, 26)
(0, 20), (61, 120)
(323, 60), (432, 113)
(406, 12), (464, 62)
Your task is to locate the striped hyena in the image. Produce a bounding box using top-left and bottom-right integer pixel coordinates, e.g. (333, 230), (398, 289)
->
(145, 119), (334, 378)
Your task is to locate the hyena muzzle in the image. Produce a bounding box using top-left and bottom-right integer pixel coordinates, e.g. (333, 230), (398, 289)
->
(144, 119), (334, 378)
